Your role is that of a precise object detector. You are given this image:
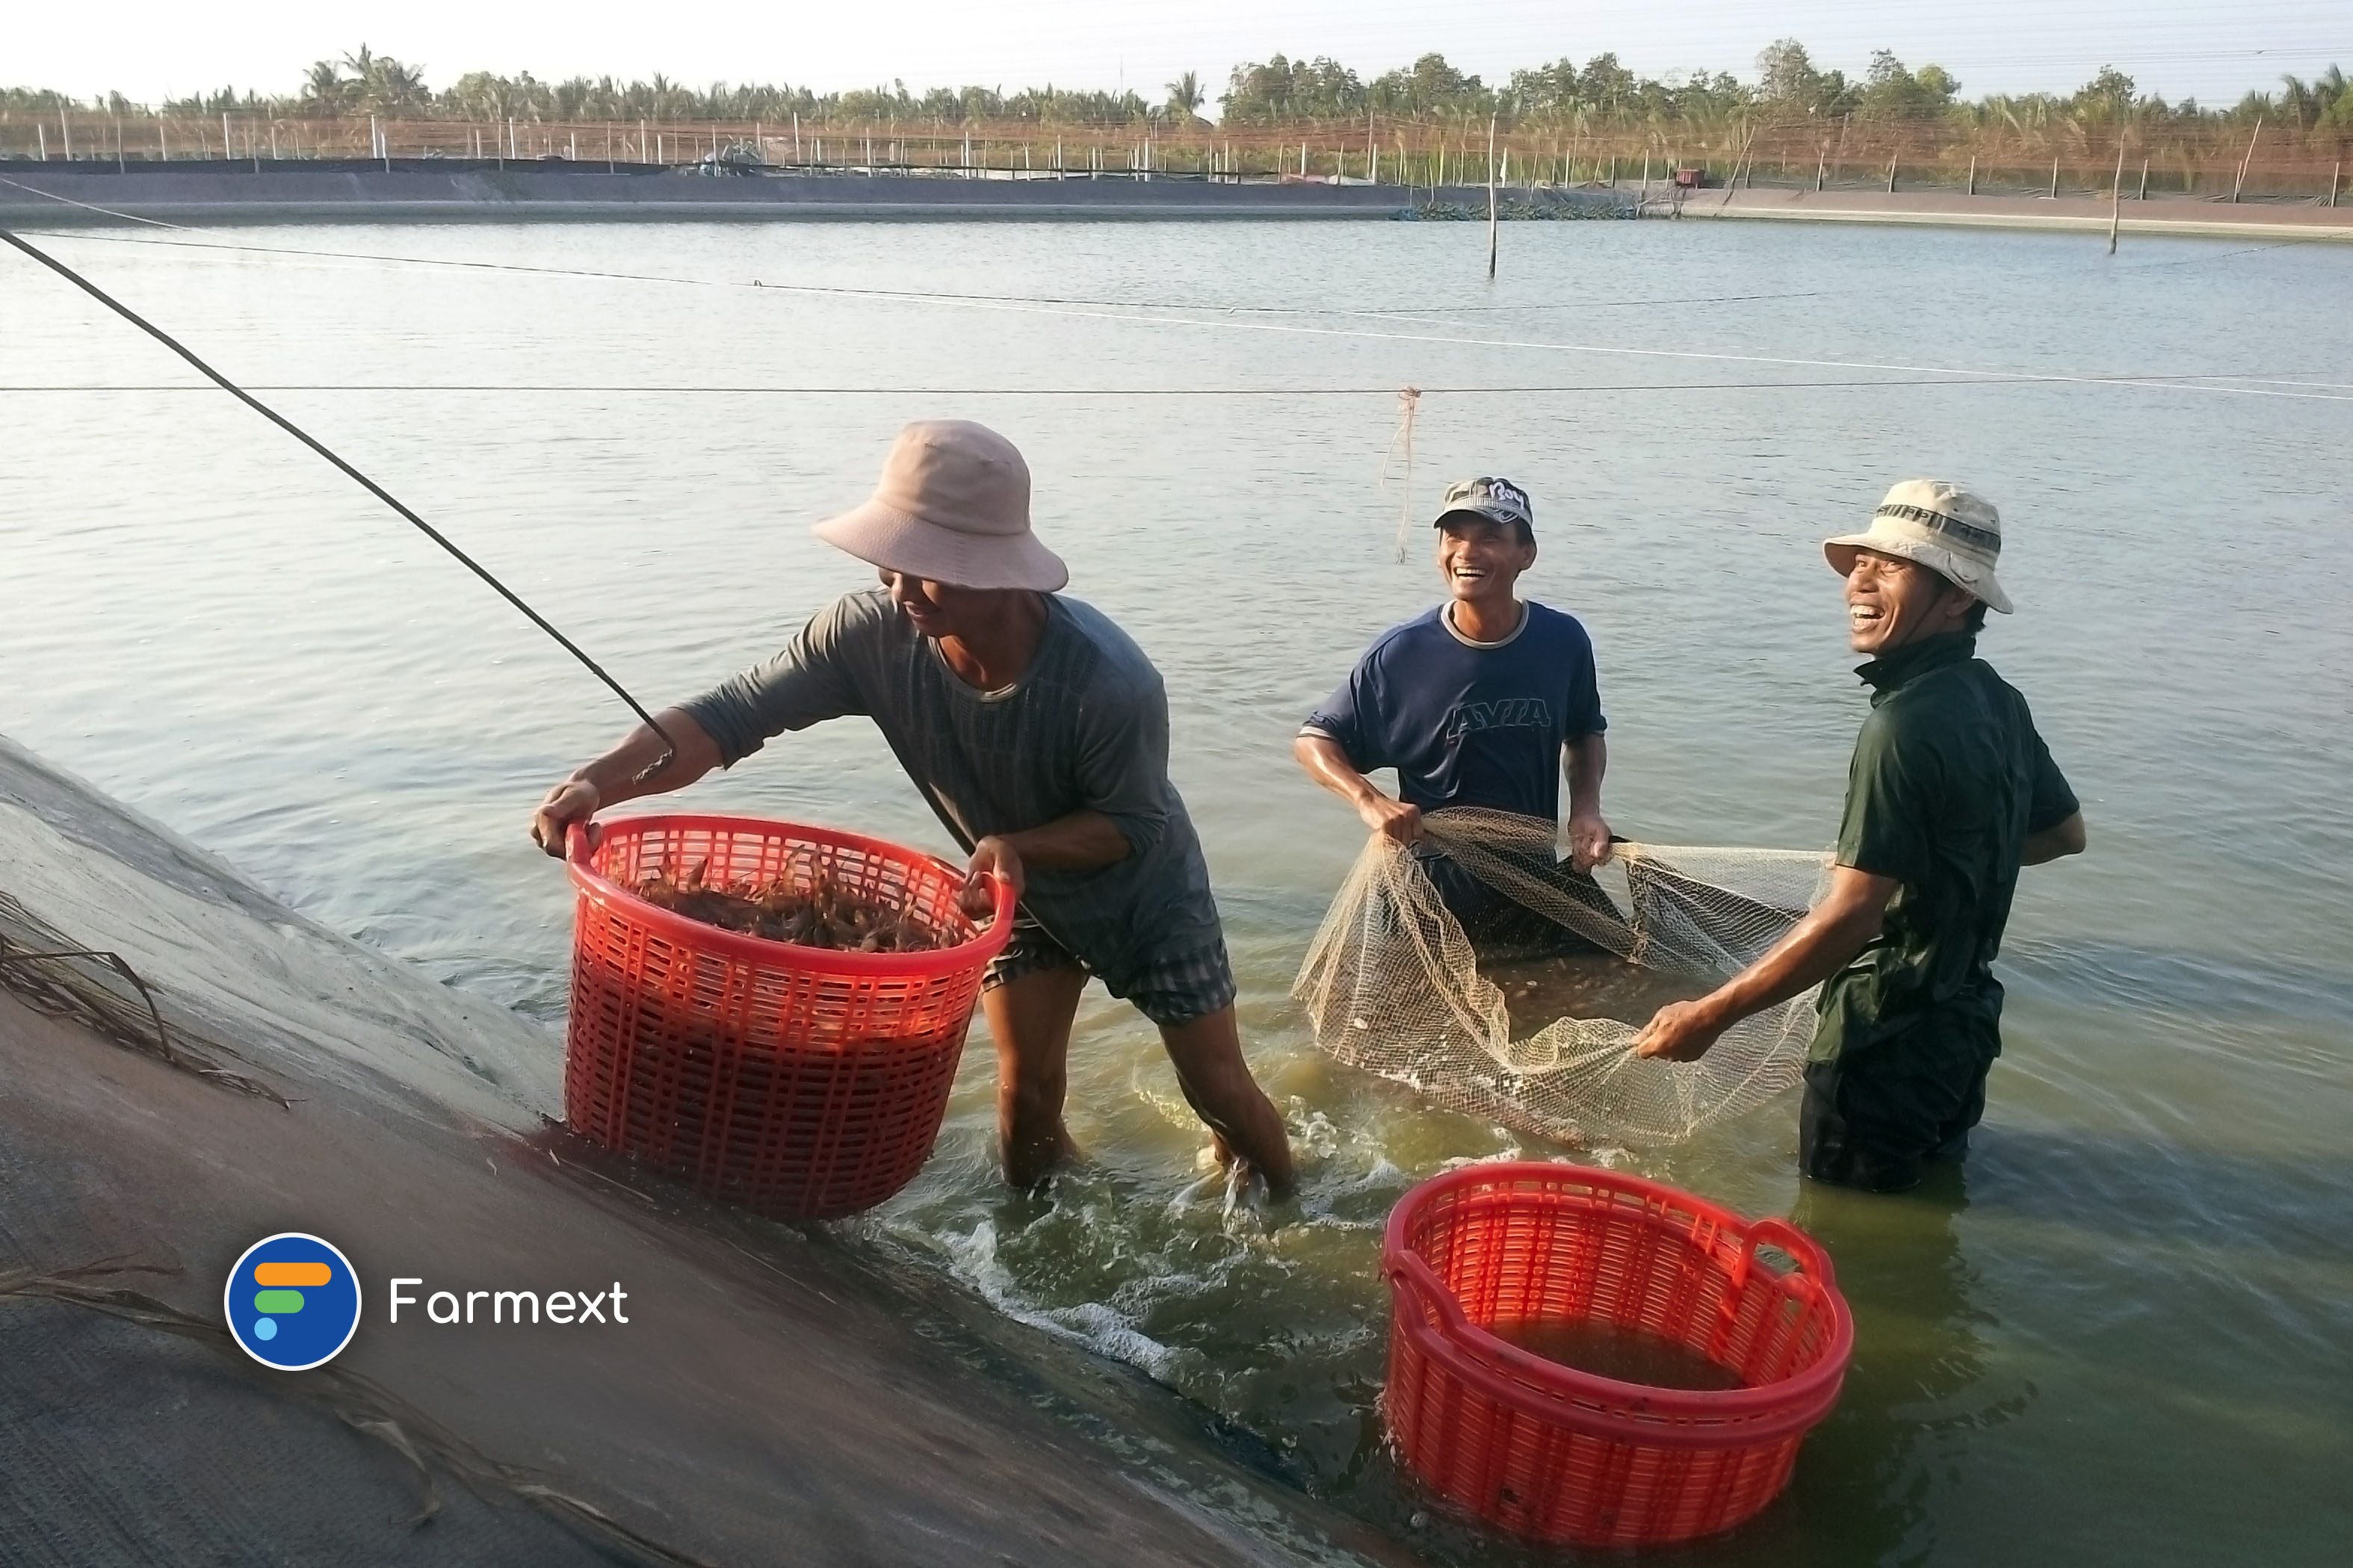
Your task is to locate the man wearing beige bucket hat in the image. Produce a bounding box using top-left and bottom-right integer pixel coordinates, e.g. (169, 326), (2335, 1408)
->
(531, 421), (1295, 1197)
(1634, 480), (2087, 1192)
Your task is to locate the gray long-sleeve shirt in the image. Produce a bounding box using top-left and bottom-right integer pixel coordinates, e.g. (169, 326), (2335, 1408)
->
(680, 589), (1222, 990)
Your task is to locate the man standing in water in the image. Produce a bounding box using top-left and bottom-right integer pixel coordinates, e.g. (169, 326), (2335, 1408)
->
(531, 421), (1294, 1197)
(1634, 481), (2086, 1192)
(1294, 477), (1620, 952)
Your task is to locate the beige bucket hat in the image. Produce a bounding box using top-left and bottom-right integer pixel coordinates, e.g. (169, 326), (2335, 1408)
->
(812, 421), (1069, 592)
(1824, 479), (2013, 615)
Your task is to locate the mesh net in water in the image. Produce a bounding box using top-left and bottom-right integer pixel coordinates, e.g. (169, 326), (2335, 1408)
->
(1293, 808), (1833, 1146)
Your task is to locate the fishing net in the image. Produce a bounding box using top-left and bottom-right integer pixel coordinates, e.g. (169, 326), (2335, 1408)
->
(1294, 808), (1833, 1146)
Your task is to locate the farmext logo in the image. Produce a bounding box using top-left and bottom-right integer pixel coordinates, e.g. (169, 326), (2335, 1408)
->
(225, 1233), (363, 1371)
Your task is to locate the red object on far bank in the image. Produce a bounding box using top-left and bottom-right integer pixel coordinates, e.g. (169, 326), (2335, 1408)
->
(1382, 1163), (1852, 1546)
(563, 814), (1012, 1220)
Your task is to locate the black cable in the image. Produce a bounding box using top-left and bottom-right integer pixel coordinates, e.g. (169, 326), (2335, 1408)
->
(0, 225), (675, 783)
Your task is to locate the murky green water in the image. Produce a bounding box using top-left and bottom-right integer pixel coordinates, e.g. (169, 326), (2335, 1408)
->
(4, 217), (2349, 1564)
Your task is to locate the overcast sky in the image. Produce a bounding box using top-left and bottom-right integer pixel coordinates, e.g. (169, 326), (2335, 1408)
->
(13, 1), (2343, 108)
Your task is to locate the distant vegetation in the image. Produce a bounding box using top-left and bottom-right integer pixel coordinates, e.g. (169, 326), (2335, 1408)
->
(4, 43), (2346, 196)
(4, 41), (2349, 135)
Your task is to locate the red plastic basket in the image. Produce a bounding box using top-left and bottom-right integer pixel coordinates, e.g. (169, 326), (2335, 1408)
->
(563, 814), (1012, 1220)
(1382, 1162), (1852, 1546)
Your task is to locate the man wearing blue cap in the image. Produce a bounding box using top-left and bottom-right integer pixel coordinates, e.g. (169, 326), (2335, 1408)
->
(1294, 477), (1618, 951)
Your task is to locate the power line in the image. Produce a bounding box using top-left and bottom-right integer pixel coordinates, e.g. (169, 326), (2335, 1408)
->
(0, 224), (679, 781)
(0, 373), (2309, 395)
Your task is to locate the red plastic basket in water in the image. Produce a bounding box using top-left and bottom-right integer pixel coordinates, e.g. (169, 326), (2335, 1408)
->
(563, 814), (1012, 1220)
(1382, 1162), (1852, 1547)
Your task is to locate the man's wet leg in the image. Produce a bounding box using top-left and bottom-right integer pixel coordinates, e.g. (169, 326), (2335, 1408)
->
(1158, 1005), (1296, 1199)
(982, 962), (1089, 1189)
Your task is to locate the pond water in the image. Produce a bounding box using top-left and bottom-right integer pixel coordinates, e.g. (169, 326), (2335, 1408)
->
(4, 214), (2349, 1565)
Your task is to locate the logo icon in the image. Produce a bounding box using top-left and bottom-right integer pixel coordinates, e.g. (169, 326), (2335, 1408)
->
(225, 1233), (362, 1370)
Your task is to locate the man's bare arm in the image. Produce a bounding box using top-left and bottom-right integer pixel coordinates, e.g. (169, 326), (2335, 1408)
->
(963, 809), (1129, 914)
(529, 707), (724, 856)
(2021, 811), (2087, 867)
(1633, 865), (1899, 1062)
(1562, 732), (1612, 871)
(1293, 732), (1423, 843)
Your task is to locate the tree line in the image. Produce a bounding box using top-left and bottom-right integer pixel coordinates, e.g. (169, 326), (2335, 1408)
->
(4, 41), (2349, 135)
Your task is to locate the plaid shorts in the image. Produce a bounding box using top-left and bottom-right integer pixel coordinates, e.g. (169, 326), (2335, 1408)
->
(983, 921), (1237, 1028)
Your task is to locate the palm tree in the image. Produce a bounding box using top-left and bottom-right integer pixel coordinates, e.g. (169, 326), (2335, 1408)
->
(301, 59), (347, 113)
(1165, 70), (1205, 121)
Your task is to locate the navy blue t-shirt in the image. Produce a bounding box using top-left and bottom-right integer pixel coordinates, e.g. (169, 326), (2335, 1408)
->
(1302, 601), (1605, 820)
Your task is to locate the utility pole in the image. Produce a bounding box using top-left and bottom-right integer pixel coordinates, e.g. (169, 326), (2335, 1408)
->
(2109, 139), (2127, 254)
(1486, 114), (1499, 280)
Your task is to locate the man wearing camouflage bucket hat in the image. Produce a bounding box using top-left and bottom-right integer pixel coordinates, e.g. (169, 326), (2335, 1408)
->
(1636, 480), (2088, 1192)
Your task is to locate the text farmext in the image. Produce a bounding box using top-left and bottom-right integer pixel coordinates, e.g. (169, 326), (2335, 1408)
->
(386, 1279), (630, 1324)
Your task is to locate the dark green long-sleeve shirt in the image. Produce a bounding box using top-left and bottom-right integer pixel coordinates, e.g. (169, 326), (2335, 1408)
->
(1812, 633), (2079, 1067)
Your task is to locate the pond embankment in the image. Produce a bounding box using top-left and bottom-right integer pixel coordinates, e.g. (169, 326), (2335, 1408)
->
(4, 160), (2349, 239)
(1687, 185), (2353, 242)
(0, 733), (1399, 1568)
(0, 161), (1423, 224)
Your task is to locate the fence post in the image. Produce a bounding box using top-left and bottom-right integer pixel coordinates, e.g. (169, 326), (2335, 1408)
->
(2231, 117), (2262, 202)
(2332, 161), (2342, 208)
(1886, 151), (1897, 193)
(2139, 157), (2149, 199)
(1966, 154), (1976, 196)
(2048, 157), (2059, 199)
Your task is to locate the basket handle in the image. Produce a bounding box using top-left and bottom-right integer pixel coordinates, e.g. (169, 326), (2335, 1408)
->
(563, 819), (606, 861)
(1382, 1248), (1478, 1338)
(1742, 1217), (1836, 1292)
(971, 870), (1016, 944)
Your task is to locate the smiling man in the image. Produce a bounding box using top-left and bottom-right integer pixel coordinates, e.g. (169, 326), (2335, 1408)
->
(531, 421), (1293, 1197)
(1634, 480), (2086, 1192)
(1294, 476), (1619, 955)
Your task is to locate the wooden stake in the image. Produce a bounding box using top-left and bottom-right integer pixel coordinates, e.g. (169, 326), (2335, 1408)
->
(2049, 157), (2059, 199)
(1886, 151), (1897, 193)
(1486, 115), (1499, 279)
(2332, 161), (2342, 208)
(1815, 145), (1825, 191)
(1967, 154), (1976, 196)
(2139, 157), (2149, 199)
(2109, 140), (2126, 254)
(2232, 116), (2263, 202)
